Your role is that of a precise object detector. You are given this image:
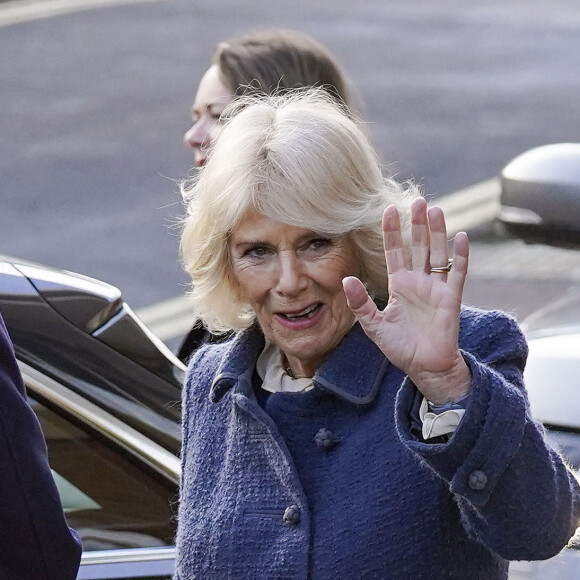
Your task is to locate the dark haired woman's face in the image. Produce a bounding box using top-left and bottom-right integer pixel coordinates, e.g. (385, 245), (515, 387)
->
(184, 65), (233, 167)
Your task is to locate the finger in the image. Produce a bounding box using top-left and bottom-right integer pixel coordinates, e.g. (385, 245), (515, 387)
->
(448, 231), (469, 294)
(382, 206), (407, 275)
(410, 198), (430, 272)
(342, 276), (380, 332)
(427, 205), (449, 272)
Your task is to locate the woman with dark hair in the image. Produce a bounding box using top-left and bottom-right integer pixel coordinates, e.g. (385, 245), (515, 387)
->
(183, 29), (353, 169)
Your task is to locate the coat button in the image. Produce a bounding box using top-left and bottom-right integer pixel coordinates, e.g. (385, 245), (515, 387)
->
(283, 505), (301, 526)
(468, 470), (488, 491)
(314, 428), (341, 451)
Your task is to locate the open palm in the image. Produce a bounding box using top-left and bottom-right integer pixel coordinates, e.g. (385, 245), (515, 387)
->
(343, 197), (471, 404)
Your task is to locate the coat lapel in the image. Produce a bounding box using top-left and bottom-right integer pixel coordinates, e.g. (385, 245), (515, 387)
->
(313, 323), (390, 405)
(209, 321), (389, 406)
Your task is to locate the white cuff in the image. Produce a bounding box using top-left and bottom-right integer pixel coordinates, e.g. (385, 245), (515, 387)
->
(419, 397), (466, 440)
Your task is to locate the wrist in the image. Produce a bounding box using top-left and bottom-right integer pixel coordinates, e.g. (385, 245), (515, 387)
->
(427, 391), (471, 413)
(410, 355), (472, 405)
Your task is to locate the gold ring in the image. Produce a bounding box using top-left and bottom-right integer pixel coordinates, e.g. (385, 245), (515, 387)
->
(429, 258), (453, 274)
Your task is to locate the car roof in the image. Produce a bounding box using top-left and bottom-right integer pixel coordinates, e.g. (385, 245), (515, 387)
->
(1, 253), (184, 453)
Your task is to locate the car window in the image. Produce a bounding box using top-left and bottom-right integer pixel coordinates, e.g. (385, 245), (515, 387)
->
(29, 396), (177, 552)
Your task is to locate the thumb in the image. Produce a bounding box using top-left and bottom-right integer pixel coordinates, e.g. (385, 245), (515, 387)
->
(342, 276), (379, 328)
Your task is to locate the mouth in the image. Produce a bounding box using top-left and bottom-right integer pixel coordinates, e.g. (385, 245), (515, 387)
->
(278, 303), (321, 321)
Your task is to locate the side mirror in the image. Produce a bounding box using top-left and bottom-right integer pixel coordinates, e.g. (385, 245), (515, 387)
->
(499, 143), (580, 248)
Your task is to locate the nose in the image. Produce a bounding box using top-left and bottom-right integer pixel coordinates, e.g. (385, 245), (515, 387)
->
(183, 119), (211, 150)
(275, 253), (307, 296)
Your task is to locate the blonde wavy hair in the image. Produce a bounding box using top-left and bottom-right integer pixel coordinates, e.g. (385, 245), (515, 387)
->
(180, 89), (420, 333)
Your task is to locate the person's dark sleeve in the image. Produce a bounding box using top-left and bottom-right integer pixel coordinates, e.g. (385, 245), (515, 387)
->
(0, 312), (82, 580)
(396, 309), (580, 561)
(176, 321), (211, 363)
(177, 321), (233, 364)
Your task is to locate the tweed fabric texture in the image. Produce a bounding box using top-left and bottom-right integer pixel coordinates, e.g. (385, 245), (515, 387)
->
(175, 306), (580, 579)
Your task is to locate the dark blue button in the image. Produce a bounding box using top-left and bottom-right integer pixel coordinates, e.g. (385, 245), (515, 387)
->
(468, 470), (488, 491)
(283, 505), (301, 526)
(314, 428), (341, 451)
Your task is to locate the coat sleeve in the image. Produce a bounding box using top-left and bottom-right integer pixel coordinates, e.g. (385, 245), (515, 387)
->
(395, 307), (580, 562)
(0, 313), (82, 580)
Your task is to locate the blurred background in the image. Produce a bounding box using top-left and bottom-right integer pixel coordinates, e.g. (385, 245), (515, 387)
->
(1, 0), (580, 344)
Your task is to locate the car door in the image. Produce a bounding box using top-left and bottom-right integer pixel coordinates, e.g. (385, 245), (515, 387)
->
(20, 361), (178, 580)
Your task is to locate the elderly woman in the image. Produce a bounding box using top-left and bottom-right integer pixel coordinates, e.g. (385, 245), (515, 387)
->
(175, 91), (580, 579)
(178, 29), (354, 361)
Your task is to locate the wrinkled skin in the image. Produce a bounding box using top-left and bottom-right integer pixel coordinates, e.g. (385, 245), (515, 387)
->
(343, 197), (471, 404)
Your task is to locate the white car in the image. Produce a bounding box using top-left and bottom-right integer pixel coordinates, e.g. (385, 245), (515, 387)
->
(509, 294), (580, 578)
(500, 144), (580, 579)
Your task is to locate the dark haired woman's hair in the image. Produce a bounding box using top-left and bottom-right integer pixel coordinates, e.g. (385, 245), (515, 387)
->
(214, 29), (353, 109)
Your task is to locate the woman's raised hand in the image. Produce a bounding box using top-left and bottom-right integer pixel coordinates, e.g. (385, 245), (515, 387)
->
(342, 197), (471, 404)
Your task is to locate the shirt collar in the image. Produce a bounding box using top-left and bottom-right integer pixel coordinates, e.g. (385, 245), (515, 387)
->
(209, 321), (389, 406)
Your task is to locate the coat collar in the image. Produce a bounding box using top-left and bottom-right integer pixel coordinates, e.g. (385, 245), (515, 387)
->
(209, 321), (389, 406)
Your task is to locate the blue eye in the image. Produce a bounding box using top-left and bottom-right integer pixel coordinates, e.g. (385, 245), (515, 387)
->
(244, 246), (270, 259)
(308, 238), (332, 251)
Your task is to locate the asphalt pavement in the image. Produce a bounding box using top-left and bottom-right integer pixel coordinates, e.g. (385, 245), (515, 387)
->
(2, 0), (580, 351)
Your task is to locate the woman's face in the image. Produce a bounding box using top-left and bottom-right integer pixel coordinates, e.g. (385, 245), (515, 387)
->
(184, 65), (234, 167)
(229, 211), (359, 378)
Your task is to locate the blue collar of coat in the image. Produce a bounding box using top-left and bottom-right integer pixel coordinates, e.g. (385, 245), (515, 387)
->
(209, 321), (390, 406)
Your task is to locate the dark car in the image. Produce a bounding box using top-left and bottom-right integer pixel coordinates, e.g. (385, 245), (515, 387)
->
(499, 143), (580, 579)
(0, 254), (184, 579)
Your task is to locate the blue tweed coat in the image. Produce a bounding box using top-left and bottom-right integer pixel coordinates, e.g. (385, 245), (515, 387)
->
(175, 306), (580, 579)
